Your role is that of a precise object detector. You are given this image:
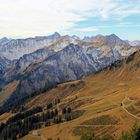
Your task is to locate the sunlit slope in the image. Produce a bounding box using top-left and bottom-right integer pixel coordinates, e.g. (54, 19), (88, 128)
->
(20, 51), (140, 140)
(0, 80), (19, 106)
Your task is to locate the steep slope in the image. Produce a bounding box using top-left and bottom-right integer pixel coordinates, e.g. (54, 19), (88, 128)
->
(0, 32), (61, 60)
(1, 47), (140, 140)
(1, 48), (55, 88)
(2, 40), (138, 110)
(0, 80), (19, 106)
(20, 50), (140, 140)
(0, 34), (138, 113)
(0, 33), (136, 61)
(15, 35), (79, 70)
(81, 34), (137, 57)
(0, 37), (11, 45)
(129, 40), (140, 47)
(0, 56), (12, 76)
(1, 35), (79, 86)
(82, 34), (129, 47)
(47, 35), (80, 51)
(0, 56), (13, 88)
(15, 48), (55, 70)
(3, 44), (96, 107)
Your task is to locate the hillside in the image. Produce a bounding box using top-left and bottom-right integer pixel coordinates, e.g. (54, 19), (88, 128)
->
(0, 35), (140, 140)
(0, 33), (138, 109)
(15, 50), (140, 140)
(1, 0), (140, 139)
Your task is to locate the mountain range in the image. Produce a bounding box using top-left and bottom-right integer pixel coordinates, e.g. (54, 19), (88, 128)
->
(0, 33), (139, 112)
(20, 49), (140, 140)
(0, 32), (140, 140)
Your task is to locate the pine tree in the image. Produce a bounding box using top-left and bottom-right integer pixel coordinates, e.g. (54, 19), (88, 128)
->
(62, 108), (66, 114)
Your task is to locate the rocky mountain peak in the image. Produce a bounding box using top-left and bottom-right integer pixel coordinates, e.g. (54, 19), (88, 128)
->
(107, 33), (119, 38)
(0, 33), (139, 110)
(71, 35), (80, 40)
(46, 32), (61, 39)
(0, 37), (10, 45)
(129, 40), (140, 46)
(53, 32), (61, 37)
(0, 32), (61, 60)
(34, 32), (61, 40)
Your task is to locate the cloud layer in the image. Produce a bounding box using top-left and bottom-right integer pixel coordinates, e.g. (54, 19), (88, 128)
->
(0, 0), (140, 37)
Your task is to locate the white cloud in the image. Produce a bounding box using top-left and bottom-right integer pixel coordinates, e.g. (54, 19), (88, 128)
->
(0, 0), (140, 37)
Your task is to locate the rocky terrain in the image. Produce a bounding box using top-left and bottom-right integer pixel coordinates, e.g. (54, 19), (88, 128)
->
(0, 33), (139, 112)
(21, 50), (140, 140)
(1, 48), (140, 140)
(0, 56), (13, 88)
(0, 32), (61, 60)
(129, 40), (140, 47)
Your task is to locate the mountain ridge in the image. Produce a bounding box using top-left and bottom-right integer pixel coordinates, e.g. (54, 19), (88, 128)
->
(0, 33), (139, 113)
(1, 49), (140, 140)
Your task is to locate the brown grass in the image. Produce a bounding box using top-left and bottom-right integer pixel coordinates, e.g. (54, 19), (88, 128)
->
(0, 80), (19, 106)
(0, 113), (13, 123)
(81, 115), (119, 125)
(15, 52), (140, 139)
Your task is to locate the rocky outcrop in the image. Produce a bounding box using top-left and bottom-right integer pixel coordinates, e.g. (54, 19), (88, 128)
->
(129, 40), (140, 47)
(0, 56), (13, 88)
(0, 33), (139, 110)
(15, 48), (55, 70)
(8, 41), (138, 102)
(0, 32), (61, 60)
(1, 35), (79, 83)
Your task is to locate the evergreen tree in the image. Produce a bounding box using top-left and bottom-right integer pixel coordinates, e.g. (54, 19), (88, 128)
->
(62, 108), (66, 114)
(67, 108), (72, 114)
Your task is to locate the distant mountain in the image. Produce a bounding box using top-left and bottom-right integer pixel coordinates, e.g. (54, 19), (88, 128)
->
(34, 32), (60, 40)
(72, 35), (80, 40)
(0, 33), (139, 112)
(82, 34), (130, 47)
(3, 45), (137, 108)
(0, 35), (79, 85)
(0, 56), (13, 88)
(0, 37), (11, 45)
(47, 35), (79, 52)
(0, 56), (11, 76)
(15, 50), (140, 140)
(15, 48), (55, 71)
(1, 32), (140, 140)
(0, 32), (61, 60)
(129, 40), (140, 46)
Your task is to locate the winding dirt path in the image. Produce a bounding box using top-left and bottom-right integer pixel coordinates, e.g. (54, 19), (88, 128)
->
(40, 135), (46, 140)
(122, 97), (140, 120)
(32, 130), (47, 140)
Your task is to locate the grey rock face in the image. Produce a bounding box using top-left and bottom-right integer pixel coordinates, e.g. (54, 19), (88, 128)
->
(12, 44), (97, 98)
(0, 37), (11, 45)
(11, 41), (137, 100)
(0, 32), (61, 60)
(16, 48), (55, 70)
(0, 56), (12, 76)
(0, 33), (139, 109)
(129, 40), (140, 47)
(0, 56), (13, 88)
(1, 35), (79, 86)
(82, 34), (129, 47)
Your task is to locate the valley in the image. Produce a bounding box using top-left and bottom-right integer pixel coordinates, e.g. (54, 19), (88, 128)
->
(21, 66), (140, 140)
(0, 33), (140, 140)
(1, 50), (140, 139)
(0, 0), (140, 139)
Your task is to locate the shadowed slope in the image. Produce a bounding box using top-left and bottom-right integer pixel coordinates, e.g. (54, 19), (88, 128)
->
(20, 51), (140, 140)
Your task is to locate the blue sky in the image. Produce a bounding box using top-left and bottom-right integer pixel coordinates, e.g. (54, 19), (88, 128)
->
(68, 15), (140, 40)
(0, 0), (140, 40)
